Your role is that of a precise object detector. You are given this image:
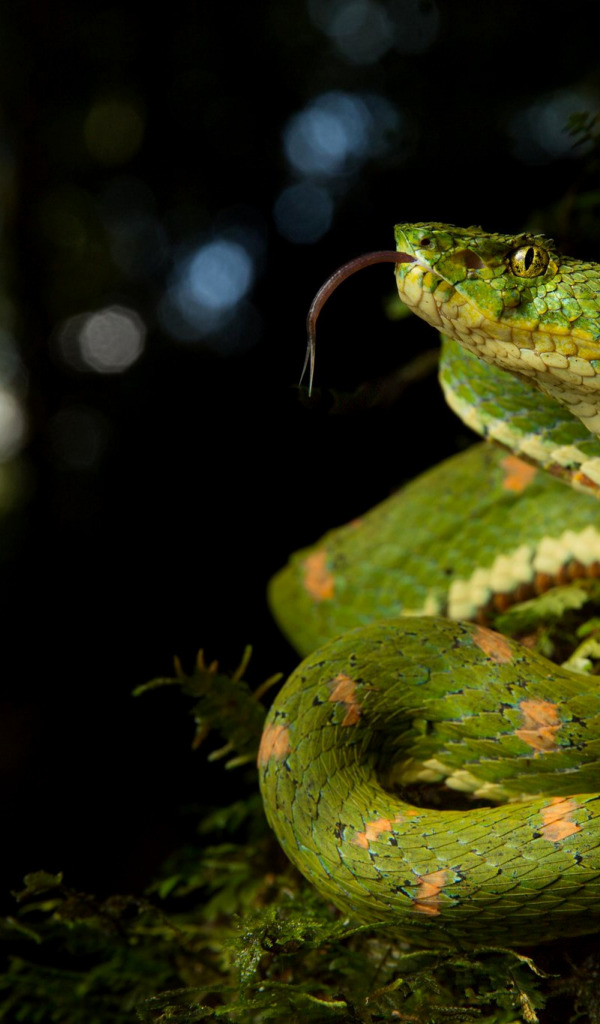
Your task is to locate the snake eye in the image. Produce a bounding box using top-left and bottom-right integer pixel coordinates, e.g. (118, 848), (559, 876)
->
(508, 244), (549, 278)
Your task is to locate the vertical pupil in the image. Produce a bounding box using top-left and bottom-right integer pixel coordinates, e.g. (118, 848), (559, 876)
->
(524, 247), (534, 270)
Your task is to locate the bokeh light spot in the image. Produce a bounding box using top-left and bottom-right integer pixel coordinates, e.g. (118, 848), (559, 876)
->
(184, 240), (253, 311)
(282, 90), (400, 179)
(273, 182), (333, 243)
(0, 389), (26, 461)
(327, 0), (393, 64)
(283, 92), (369, 177)
(508, 88), (600, 164)
(79, 307), (145, 372)
(84, 97), (145, 165)
(57, 306), (146, 373)
(158, 236), (259, 350)
(309, 0), (440, 59)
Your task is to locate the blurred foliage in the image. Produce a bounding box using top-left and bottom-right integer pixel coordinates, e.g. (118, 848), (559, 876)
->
(134, 647), (280, 770)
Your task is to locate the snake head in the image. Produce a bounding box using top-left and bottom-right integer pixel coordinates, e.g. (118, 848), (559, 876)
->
(392, 222), (559, 321)
(305, 222), (600, 439)
(392, 223), (600, 436)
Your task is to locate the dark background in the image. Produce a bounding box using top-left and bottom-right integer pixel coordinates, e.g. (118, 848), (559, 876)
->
(1, 1), (600, 902)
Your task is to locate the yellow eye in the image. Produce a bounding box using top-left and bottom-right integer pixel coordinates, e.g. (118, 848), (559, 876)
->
(508, 244), (549, 278)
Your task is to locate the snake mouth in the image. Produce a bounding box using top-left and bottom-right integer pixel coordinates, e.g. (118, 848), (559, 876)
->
(390, 252), (416, 263)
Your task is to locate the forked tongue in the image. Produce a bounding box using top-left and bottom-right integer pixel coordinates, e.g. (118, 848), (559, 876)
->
(302, 250), (416, 394)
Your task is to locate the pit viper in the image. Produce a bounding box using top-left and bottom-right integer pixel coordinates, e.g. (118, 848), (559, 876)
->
(258, 223), (600, 947)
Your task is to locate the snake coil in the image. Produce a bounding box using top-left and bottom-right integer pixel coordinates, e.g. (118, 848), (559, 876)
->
(260, 224), (600, 947)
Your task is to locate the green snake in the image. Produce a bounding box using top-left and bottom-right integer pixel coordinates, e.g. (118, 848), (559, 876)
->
(258, 223), (600, 947)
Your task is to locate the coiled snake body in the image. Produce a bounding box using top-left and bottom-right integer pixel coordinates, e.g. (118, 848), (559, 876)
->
(259, 224), (600, 946)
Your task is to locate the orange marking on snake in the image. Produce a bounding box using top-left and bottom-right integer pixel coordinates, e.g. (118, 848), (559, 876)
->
(353, 815), (406, 848)
(413, 869), (448, 916)
(500, 454), (537, 493)
(471, 625), (514, 663)
(539, 797), (582, 842)
(303, 549), (335, 602)
(329, 672), (362, 726)
(573, 470), (598, 492)
(257, 722), (290, 767)
(516, 699), (561, 753)
(364, 817), (394, 840)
